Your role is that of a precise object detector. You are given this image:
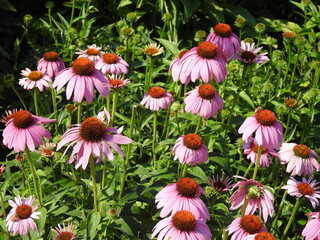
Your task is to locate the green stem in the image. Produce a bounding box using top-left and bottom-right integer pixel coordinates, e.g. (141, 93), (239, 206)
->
(11, 85), (27, 110)
(290, 47), (301, 85)
(241, 197), (249, 217)
(89, 155), (99, 212)
(77, 102), (82, 124)
(283, 112), (291, 141)
(272, 191), (287, 229)
(25, 147), (42, 207)
(119, 106), (136, 199)
(27, 232), (32, 240)
(174, 112), (181, 136)
(194, 116), (202, 134)
(106, 95), (110, 113)
(243, 162), (254, 178)
(33, 89), (40, 116)
(101, 156), (107, 190)
(152, 112), (158, 171)
(280, 198), (300, 240)
(148, 57), (154, 90)
(161, 109), (170, 138)
(51, 87), (59, 134)
(69, 0), (75, 27)
(0, 189), (10, 240)
(180, 164), (188, 178)
(110, 91), (119, 126)
(222, 230), (228, 240)
(283, 41), (291, 84)
(252, 145), (262, 180)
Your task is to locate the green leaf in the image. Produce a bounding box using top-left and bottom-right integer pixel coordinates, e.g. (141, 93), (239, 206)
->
(239, 90), (255, 108)
(37, 207), (47, 235)
(188, 166), (210, 182)
(57, 12), (70, 29)
(87, 212), (101, 240)
(180, 0), (201, 21)
(154, 38), (180, 56)
(118, 0), (132, 8)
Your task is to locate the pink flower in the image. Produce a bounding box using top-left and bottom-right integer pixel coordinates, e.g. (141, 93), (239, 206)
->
(235, 41), (269, 64)
(177, 41), (227, 84)
(227, 215), (266, 240)
(19, 68), (51, 91)
(155, 177), (210, 221)
(0, 164), (5, 177)
(1, 109), (19, 125)
(230, 177), (274, 222)
(206, 23), (240, 60)
(242, 137), (279, 167)
(302, 212), (320, 240)
(53, 57), (109, 103)
(278, 143), (319, 176)
(37, 51), (65, 77)
(6, 196), (41, 236)
(52, 223), (76, 240)
(238, 108), (283, 149)
(106, 74), (130, 89)
(152, 210), (212, 240)
(244, 232), (275, 240)
(184, 83), (224, 119)
(140, 86), (174, 111)
(38, 142), (56, 157)
(170, 50), (189, 84)
(75, 44), (104, 64)
(173, 133), (208, 166)
(2, 110), (56, 152)
(282, 177), (320, 209)
(57, 109), (132, 169)
(209, 174), (234, 193)
(95, 53), (129, 75)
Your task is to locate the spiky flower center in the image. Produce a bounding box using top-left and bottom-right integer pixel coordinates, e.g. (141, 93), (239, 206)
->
(214, 23), (232, 37)
(255, 232), (275, 240)
(246, 183), (263, 199)
(80, 117), (106, 142)
(183, 133), (203, 150)
(176, 177), (199, 198)
(297, 182), (313, 195)
(16, 204), (32, 219)
(171, 210), (196, 232)
(56, 232), (74, 240)
(283, 31), (296, 39)
(145, 47), (159, 55)
(212, 180), (226, 192)
(43, 149), (54, 157)
(72, 57), (95, 76)
(86, 48), (100, 56)
(148, 86), (166, 98)
(28, 71), (43, 81)
(179, 50), (189, 59)
(293, 144), (310, 158)
(284, 98), (297, 108)
(103, 53), (118, 64)
(241, 51), (256, 61)
(255, 109), (276, 126)
(13, 110), (33, 129)
(198, 84), (215, 99)
(109, 79), (123, 87)
(240, 215), (262, 234)
(250, 142), (267, 154)
(197, 41), (218, 59)
(43, 51), (59, 61)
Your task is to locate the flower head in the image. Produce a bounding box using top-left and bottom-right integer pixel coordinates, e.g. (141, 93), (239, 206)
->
(209, 174), (234, 193)
(244, 232), (275, 240)
(173, 133), (209, 166)
(106, 74), (130, 89)
(184, 83), (224, 119)
(2, 110), (56, 152)
(57, 108), (132, 169)
(96, 53), (129, 75)
(1, 109), (19, 125)
(278, 143), (319, 176)
(235, 41), (269, 64)
(53, 57), (109, 103)
(152, 210), (212, 240)
(302, 212), (320, 240)
(170, 50), (189, 84)
(38, 142), (56, 157)
(140, 86), (174, 111)
(37, 51), (65, 77)
(52, 223), (76, 240)
(206, 23), (241, 60)
(75, 44), (104, 64)
(19, 68), (52, 92)
(238, 108), (283, 149)
(155, 177), (210, 221)
(142, 43), (164, 57)
(230, 177), (274, 222)
(282, 177), (320, 209)
(6, 196), (41, 236)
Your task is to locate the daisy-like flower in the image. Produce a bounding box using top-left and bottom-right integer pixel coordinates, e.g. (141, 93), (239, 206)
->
(6, 195), (41, 236)
(302, 212), (320, 240)
(57, 109), (132, 170)
(3, 110), (56, 152)
(140, 86), (174, 111)
(173, 133), (208, 166)
(95, 53), (129, 75)
(209, 174), (234, 193)
(152, 210), (212, 240)
(227, 215), (266, 240)
(37, 51), (65, 77)
(170, 50), (189, 84)
(206, 23), (241, 60)
(53, 57), (109, 103)
(244, 232), (275, 240)
(230, 177), (274, 222)
(75, 44), (104, 64)
(242, 137), (279, 167)
(178, 41), (227, 84)
(281, 177), (320, 209)
(106, 74), (130, 89)
(184, 83), (224, 119)
(142, 42), (164, 57)
(38, 142), (56, 158)
(0, 164), (5, 177)
(238, 108), (283, 149)
(155, 177), (210, 221)
(1, 109), (18, 125)
(19, 68), (51, 92)
(52, 223), (76, 240)
(278, 143), (319, 176)
(235, 41), (269, 64)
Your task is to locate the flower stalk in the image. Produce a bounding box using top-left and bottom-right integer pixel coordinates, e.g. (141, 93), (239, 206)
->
(89, 155), (99, 212)
(280, 198), (300, 240)
(252, 145), (262, 180)
(152, 111), (158, 170)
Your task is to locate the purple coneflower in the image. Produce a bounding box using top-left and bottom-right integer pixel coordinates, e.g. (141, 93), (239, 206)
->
(37, 51), (65, 77)
(209, 174), (234, 193)
(95, 53), (129, 75)
(302, 212), (320, 240)
(244, 232), (275, 240)
(140, 86), (174, 111)
(75, 44), (104, 64)
(19, 68), (51, 92)
(38, 142), (56, 158)
(170, 50), (189, 84)
(1, 109), (18, 125)
(106, 74), (130, 89)
(235, 41), (269, 64)
(52, 223), (76, 240)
